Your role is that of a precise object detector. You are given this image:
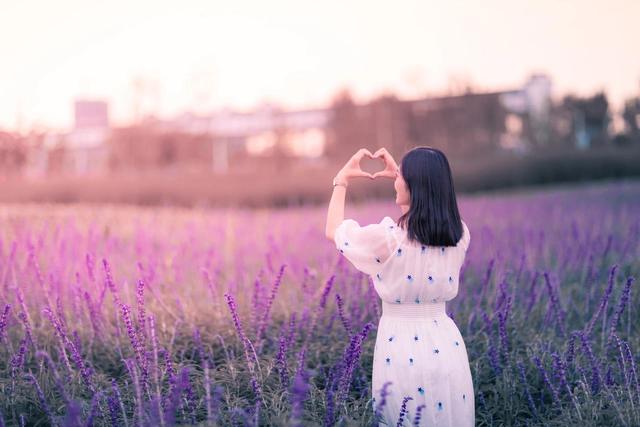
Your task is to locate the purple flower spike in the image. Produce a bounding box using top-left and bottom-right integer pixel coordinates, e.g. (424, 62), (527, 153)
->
(0, 304), (11, 344)
(396, 396), (413, 427)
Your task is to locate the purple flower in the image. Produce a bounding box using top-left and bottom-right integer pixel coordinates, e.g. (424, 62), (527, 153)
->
(413, 403), (426, 426)
(584, 264), (618, 337)
(26, 373), (54, 425)
(396, 396), (413, 427)
(108, 378), (128, 427)
(617, 335), (640, 402)
(373, 381), (393, 422)
(543, 272), (566, 336)
(526, 272), (541, 315)
(119, 302), (149, 396)
(579, 331), (602, 394)
(85, 252), (96, 284)
(275, 334), (290, 387)
(35, 350), (70, 404)
(102, 258), (121, 307)
(136, 278), (148, 344)
(256, 264), (287, 352)
(289, 367), (311, 426)
(43, 306), (94, 391)
(0, 304), (11, 344)
(336, 322), (374, 403)
(516, 360), (537, 416)
(550, 352), (572, 399)
(85, 390), (103, 427)
(607, 276), (634, 346)
(224, 292), (263, 402)
(335, 293), (353, 336)
(10, 337), (28, 381)
(533, 355), (560, 406)
(565, 330), (580, 365)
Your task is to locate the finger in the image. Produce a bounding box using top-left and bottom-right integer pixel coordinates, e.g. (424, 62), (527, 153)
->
(373, 147), (388, 158)
(359, 148), (373, 156)
(354, 148), (369, 160)
(355, 170), (374, 179)
(372, 171), (394, 179)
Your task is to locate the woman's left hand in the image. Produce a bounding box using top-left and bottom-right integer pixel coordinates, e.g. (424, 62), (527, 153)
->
(371, 147), (399, 179)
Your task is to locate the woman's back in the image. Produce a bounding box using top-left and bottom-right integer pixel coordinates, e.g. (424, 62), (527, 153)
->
(335, 216), (470, 305)
(334, 216), (474, 427)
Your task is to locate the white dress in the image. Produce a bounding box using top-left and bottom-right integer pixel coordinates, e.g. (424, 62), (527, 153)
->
(334, 216), (474, 427)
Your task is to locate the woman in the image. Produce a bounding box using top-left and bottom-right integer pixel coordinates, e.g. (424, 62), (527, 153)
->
(325, 146), (474, 426)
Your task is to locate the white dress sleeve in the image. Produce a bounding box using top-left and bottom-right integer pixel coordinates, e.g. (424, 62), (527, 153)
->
(334, 216), (398, 276)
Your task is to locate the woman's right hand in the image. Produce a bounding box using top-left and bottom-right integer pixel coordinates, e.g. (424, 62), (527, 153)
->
(335, 148), (375, 184)
(371, 147), (399, 179)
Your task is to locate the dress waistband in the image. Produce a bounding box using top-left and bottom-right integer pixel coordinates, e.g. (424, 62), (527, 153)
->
(381, 301), (447, 319)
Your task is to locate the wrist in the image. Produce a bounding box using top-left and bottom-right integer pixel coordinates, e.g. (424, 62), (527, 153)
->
(333, 174), (349, 188)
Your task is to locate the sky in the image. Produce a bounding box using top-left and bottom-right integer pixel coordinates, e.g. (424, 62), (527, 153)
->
(1, 0), (638, 132)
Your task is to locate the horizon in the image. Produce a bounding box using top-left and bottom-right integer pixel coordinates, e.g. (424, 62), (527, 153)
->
(1, 0), (639, 132)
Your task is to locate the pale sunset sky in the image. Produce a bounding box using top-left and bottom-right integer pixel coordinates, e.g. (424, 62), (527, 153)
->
(1, 0), (638, 132)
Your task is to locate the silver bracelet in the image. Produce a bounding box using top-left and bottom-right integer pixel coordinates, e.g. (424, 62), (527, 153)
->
(332, 176), (348, 188)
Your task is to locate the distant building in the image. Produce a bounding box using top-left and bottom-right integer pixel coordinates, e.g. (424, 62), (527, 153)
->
(174, 103), (330, 172)
(66, 100), (110, 173)
(326, 74), (554, 159)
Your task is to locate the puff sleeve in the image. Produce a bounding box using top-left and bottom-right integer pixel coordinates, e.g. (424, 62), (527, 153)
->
(334, 216), (398, 276)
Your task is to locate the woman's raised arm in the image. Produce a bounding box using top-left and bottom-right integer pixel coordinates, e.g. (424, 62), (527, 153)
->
(325, 148), (375, 241)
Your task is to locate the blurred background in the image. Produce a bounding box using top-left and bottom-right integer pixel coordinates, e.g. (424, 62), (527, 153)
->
(1, 0), (639, 207)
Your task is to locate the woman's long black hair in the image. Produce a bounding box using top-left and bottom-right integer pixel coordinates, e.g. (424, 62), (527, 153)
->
(397, 146), (464, 247)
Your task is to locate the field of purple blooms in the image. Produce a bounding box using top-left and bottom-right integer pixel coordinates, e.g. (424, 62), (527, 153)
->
(0, 178), (639, 426)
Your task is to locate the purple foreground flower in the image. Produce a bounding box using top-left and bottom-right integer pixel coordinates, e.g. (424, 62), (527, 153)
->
(516, 360), (537, 417)
(25, 373), (55, 425)
(396, 396), (413, 427)
(579, 331), (602, 394)
(0, 304), (11, 344)
(584, 264), (618, 337)
(607, 276), (634, 347)
(413, 403), (426, 426)
(289, 367), (312, 427)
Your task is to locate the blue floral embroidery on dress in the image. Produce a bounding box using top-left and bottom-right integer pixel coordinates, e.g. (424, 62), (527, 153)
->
(455, 341), (460, 346)
(345, 241), (349, 246)
(385, 357), (391, 365)
(407, 274), (413, 282)
(463, 394), (466, 401)
(414, 335), (419, 341)
(449, 276), (453, 283)
(409, 357), (414, 365)
(418, 387), (425, 395)
(396, 248), (402, 256)
(414, 297), (420, 304)
(389, 225), (394, 229)
(441, 247), (445, 253)
(431, 298), (438, 303)
(433, 348), (440, 354)
(433, 319), (438, 326)
(339, 249), (344, 253)
(437, 401), (443, 411)
(428, 275), (434, 283)
(421, 245), (426, 253)
(388, 336), (394, 342)
(376, 273), (382, 281)
(375, 257), (381, 263)
(395, 297), (401, 304)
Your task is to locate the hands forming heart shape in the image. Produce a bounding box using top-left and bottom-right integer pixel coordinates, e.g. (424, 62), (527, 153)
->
(336, 148), (399, 184)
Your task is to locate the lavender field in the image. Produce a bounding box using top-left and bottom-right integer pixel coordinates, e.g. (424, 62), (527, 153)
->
(0, 179), (639, 426)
